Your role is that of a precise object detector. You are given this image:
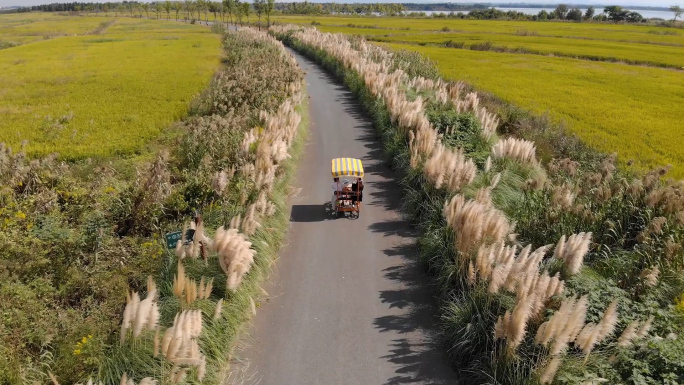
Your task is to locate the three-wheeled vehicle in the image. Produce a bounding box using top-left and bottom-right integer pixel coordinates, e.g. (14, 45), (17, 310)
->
(331, 157), (364, 219)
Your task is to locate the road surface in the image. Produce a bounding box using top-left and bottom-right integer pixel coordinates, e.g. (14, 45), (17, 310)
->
(227, 49), (456, 385)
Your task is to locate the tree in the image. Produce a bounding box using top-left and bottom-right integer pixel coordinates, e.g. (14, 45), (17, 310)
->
(537, 9), (549, 20)
(103, 4), (109, 16)
(195, 0), (203, 22)
(173, 2), (182, 20)
(554, 4), (568, 19)
(128, 2), (135, 17)
(164, 1), (172, 19)
(142, 3), (150, 18)
(241, 2), (250, 24)
(223, 0), (235, 24)
(585, 6), (595, 20)
(254, 0), (265, 30)
(265, 0), (275, 27)
(626, 11), (643, 23)
(567, 7), (582, 22)
(201, 1), (210, 23)
(671, 6), (683, 22)
(156, 4), (163, 19)
(604, 6), (629, 22)
(234, 0), (243, 25)
(185, 0), (193, 20)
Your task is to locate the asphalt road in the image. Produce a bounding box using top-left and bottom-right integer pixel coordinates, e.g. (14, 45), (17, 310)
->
(227, 50), (456, 385)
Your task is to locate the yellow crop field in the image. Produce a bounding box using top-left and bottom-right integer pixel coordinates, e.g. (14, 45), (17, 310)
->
(0, 15), (221, 159)
(0, 13), (109, 44)
(369, 32), (684, 69)
(274, 15), (684, 45)
(382, 42), (684, 177)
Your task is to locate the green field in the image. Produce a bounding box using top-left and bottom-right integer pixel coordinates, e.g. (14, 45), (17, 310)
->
(0, 13), (111, 44)
(275, 16), (684, 177)
(0, 15), (221, 159)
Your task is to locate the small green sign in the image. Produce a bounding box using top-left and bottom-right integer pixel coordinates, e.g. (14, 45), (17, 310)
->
(164, 229), (196, 249)
(165, 231), (182, 249)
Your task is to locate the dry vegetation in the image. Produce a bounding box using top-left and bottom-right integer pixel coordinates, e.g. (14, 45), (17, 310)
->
(273, 25), (684, 384)
(0, 26), (305, 383)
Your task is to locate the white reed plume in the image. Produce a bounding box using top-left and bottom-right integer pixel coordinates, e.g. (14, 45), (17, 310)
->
(554, 232), (592, 276)
(551, 184), (575, 209)
(213, 226), (257, 291)
(640, 266), (660, 288)
(241, 204), (262, 236)
(172, 262), (186, 300)
(214, 298), (224, 320)
(120, 277), (159, 344)
(443, 194), (512, 257)
(475, 187), (493, 208)
(409, 123), (439, 169)
(492, 137), (537, 164)
(161, 310), (205, 376)
(423, 143), (476, 191)
(490, 172), (501, 189)
(240, 127), (259, 158)
(229, 213), (242, 231)
(576, 299), (619, 358)
(174, 240), (187, 261)
(617, 320), (640, 347)
(636, 315), (654, 339)
(598, 300), (619, 340)
(540, 356), (563, 384)
(484, 156), (492, 173)
(120, 291), (140, 345)
(211, 168), (234, 195)
(535, 295), (588, 356)
(495, 291), (537, 354)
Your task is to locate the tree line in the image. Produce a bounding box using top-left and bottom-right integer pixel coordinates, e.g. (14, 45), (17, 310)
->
(23, 1), (277, 29)
(463, 5), (646, 23)
(16, 1), (684, 24)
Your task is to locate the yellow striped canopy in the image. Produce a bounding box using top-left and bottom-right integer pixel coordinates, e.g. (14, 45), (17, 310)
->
(331, 158), (364, 178)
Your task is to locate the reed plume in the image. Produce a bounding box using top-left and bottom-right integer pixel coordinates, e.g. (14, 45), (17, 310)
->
(443, 194), (512, 257)
(617, 320), (640, 347)
(540, 356), (562, 384)
(213, 226), (257, 291)
(161, 310), (206, 380)
(120, 277), (159, 344)
(423, 143), (476, 192)
(535, 295), (588, 355)
(554, 232), (592, 276)
(214, 298), (224, 320)
(640, 266), (660, 288)
(492, 137), (537, 164)
(636, 315), (654, 339)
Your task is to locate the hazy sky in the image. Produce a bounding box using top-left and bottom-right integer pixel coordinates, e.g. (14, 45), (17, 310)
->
(1, 0), (681, 8)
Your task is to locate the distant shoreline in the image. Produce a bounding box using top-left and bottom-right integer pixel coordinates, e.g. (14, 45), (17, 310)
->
(386, 3), (672, 12)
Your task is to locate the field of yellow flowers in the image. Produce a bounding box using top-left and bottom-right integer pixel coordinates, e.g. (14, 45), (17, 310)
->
(273, 15), (684, 177)
(0, 14), (221, 159)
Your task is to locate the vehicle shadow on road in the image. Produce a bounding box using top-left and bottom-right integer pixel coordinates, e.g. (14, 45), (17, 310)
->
(290, 204), (334, 222)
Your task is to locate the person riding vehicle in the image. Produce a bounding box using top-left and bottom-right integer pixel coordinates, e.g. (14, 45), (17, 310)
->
(351, 178), (364, 207)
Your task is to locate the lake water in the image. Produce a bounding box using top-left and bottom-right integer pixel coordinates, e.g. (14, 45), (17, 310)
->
(413, 8), (675, 20)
